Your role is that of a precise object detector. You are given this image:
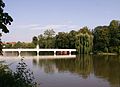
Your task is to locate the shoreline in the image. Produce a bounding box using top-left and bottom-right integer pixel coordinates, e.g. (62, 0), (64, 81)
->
(96, 53), (118, 55)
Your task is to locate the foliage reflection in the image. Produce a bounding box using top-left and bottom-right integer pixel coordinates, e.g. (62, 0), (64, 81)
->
(33, 55), (120, 87)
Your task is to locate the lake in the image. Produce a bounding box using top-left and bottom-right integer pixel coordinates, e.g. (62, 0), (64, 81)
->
(0, 53), (120, 87)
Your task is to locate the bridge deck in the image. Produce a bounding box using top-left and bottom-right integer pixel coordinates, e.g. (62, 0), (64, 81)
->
(3, 49), (76, 52)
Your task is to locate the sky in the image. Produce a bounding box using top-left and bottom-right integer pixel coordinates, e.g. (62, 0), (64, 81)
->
(2, 0), (120, 42)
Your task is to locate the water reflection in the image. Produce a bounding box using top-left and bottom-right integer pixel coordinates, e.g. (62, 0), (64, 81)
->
(33, 55), (93, 78)
(33, 55), (120, 87)
(93, 55), (120, 87)
(1, 53), (120, 87)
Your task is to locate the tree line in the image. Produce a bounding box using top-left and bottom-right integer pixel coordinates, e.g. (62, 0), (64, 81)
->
(93, 20), (120, 54)
(3, 20), (120, 54)
(32, 20), (120, 54)
(31, 27), (93, 54)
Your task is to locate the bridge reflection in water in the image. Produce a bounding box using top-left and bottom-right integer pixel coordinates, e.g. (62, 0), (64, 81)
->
(2, 53), (76, 59)
(0, 54), (120, 87)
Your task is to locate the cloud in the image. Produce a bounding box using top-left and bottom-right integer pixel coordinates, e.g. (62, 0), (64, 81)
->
(37, 24), (67, 30)
(30, 24), (80, 32)
(9, 23), (80, 33)
(15, 24), (41, 29)
(3, 23), (80, 42)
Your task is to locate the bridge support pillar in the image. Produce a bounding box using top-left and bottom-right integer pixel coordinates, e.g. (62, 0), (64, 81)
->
(54, 51), (56, 56)
(37, 51), (39, 56)
(69, 51), (71, 55)
(18, 51), (21, 57)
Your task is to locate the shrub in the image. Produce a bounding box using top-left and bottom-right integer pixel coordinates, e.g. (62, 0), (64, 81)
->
(0, 58), (37, 87)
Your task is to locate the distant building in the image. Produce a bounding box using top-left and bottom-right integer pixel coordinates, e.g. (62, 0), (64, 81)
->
(2, 42), (16, 46)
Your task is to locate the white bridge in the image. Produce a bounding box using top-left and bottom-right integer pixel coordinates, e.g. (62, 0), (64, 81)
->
(2, 48), (76, 56)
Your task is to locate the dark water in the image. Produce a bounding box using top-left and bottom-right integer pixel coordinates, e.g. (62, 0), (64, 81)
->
(0, 54), (120, 87)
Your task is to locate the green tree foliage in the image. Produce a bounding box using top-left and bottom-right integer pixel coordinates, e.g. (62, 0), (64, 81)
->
(76, 27), (93, 54)
(68, 30), (76, 49)
(93, 20), (120, 53)
(93, 26), (109, 52)
(32, 36), (38, 46)
(0, 0), (13, 33)
(0, 33), (2, 54)
(4, 42), (36, 49)
(0, 0), (13, 54)
(43, 29), (55, 48)
(13, 41), (22, 48)
(37, 29), (55, 48)
(44, 29), (55, 38)
(14, 59), (37, 87)
(38, 34), (45, 48)
(0, 59), (37, 87)
(32, 28), (93, 54)
(55, 32), (69, 48)
(109, 20), (120, 53)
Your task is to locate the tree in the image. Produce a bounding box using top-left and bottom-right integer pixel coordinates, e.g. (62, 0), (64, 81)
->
(0, 33), (2, 54)
(13, 41), (22, 48)
(55, 32), (69, 48)
(0, 59), (37, 87)
(43, 29), (55, 48)
(44, 29), (55, 38)
(68, 30), (76, 49)
(0, 0), (13, 54)
(26, 43), (36, 48)
(0, 0), (13, 33)
(93, 26), (109, 53)
(76, 27), (93, 54)
(109, 20), (120, 53)
(32, 36), (38, 46)
(38, 34), (45, 48)
(93, 20), (120, 53)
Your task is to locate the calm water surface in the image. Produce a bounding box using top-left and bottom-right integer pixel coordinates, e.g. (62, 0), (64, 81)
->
(0, 53), (120, 87)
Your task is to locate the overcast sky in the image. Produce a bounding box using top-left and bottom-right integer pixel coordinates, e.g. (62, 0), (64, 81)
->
(2, 0), (120, 42)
